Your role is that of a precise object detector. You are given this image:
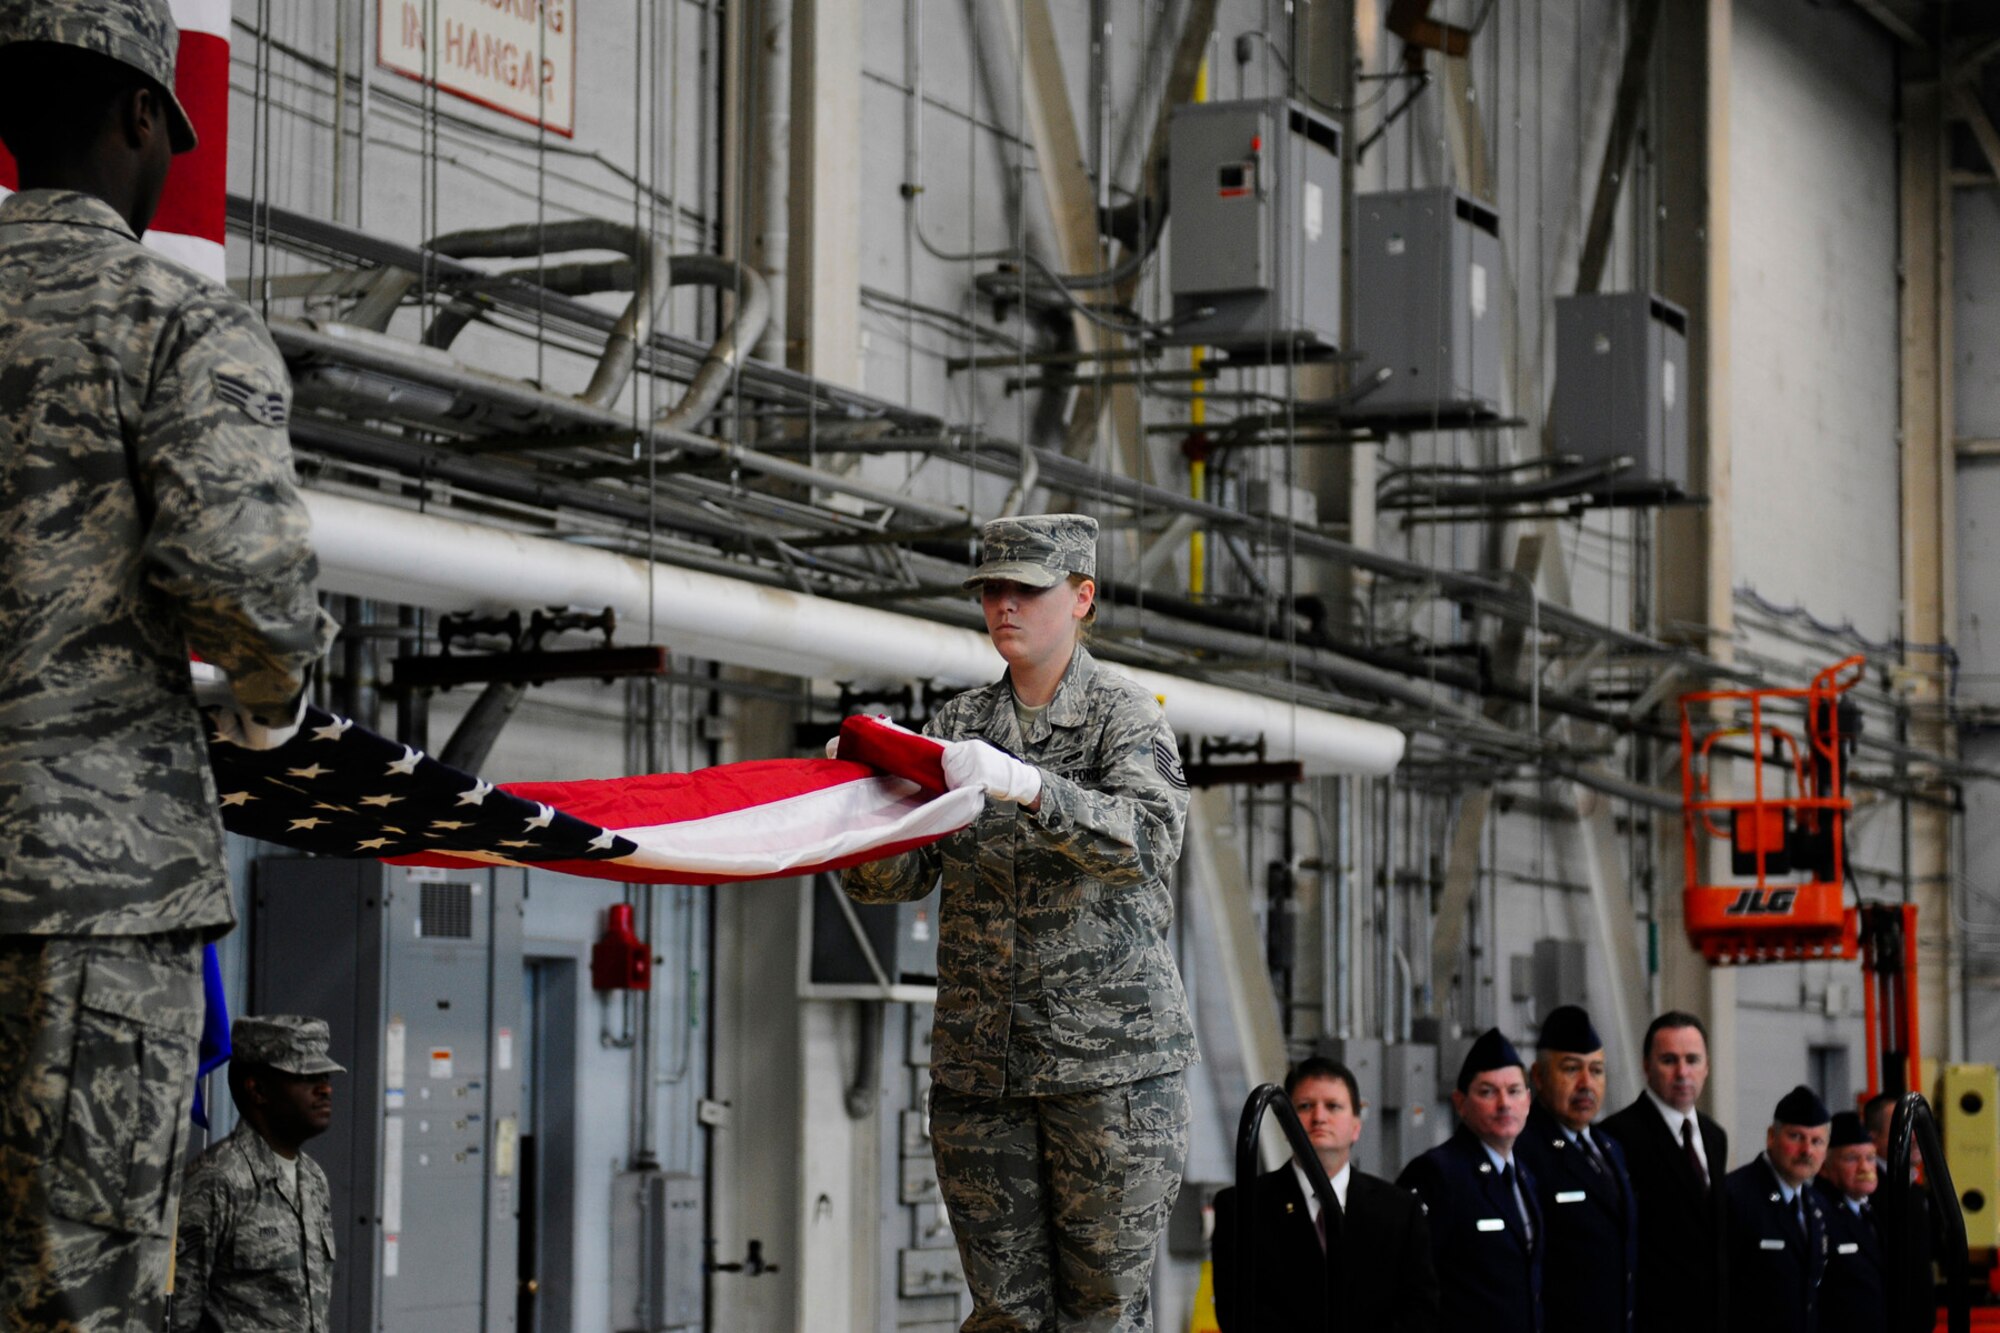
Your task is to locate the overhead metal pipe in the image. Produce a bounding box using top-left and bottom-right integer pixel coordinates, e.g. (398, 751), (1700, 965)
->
(301, 491), (1407, 776)
(420, 220), (771, 434)
(274, 318), (947, 526)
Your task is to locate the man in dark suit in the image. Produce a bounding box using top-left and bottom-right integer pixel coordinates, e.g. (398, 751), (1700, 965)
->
(1724, 1085), (1832, 1333)
(1600, 1010), (1730, 1333)
(1863, 1092), (1936, 1332)
(1515, 1005), (1638, 1333)
(1816, 1111), (1887, 1333)
(1211, 1056), (1438, 1332)
(1397, 1029), (1543, 1333)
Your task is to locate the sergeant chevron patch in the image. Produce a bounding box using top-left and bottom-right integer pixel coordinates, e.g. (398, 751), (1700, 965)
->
(1154, 737), (1188, 790)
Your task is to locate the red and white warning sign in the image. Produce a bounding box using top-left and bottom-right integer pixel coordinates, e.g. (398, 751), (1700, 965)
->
(378, 0), (576, 137)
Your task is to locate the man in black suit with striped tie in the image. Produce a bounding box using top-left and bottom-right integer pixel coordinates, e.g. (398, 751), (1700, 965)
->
(1211, 1057), (1438, 1331)
(1599, 1011), (1730, 1333)
(1515, 1005), (1638, 1332)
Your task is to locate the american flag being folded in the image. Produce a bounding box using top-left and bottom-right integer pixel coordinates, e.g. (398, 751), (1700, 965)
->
(210, 708), (978, 884)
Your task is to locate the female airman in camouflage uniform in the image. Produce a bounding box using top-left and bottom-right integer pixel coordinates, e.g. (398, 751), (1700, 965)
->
(844, 513), (1195, 1332)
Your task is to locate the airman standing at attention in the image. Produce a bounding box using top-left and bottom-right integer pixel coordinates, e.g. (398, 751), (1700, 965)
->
(843, 514), (1194, 1332)
(1725, 1085), (1833, 1333)
(173, 1017), (342, 1333)
(0, 1), (335, 1328)
(1515, 1005), (1638, 1333)
(1815, 1110), (1887, 1333)
(1397, 1028), (1544, 1333)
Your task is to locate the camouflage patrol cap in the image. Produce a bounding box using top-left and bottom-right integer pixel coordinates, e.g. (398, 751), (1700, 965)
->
(232, 1015), (345, 1077)
(0, 0), (198, 153)
(962, 513), (1099, 591)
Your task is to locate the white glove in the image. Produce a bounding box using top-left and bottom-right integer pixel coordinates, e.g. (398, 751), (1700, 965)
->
(825, 735), (843, 759)
(941, 738), (1042, 806)
(206, 690), (308, 751)
(192, 661), (308, 751)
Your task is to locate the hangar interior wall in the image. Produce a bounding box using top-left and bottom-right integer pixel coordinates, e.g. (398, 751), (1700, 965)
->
(195, 2), (1975, 1330)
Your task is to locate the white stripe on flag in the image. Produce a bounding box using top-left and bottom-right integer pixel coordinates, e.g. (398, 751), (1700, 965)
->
(170, 0), (232, 39)
(607, 778), (984, 876)
(139, 230), (227, 283)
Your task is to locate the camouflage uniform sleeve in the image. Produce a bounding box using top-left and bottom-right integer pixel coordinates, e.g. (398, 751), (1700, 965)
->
(171, 1161), (228, 1333)
(839, 713), (950, 904)
(1028, 698), (1189, 886)
(137, 291), (337, 716)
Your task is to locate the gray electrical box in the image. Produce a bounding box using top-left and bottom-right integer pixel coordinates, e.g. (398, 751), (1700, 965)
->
(1350, 188), (1504, 422)
(608, 1171), (703, 1331)
(1317, 1035), (1383, 1175)
(1553, 292), (1690, 497)
(1165, 97), (1341, 357)
(252, 859), (525, 1333)
(805, 875), (940, 997)
(1378, 1041), (1442, 1168)
(1532, 937), (1589, 1017)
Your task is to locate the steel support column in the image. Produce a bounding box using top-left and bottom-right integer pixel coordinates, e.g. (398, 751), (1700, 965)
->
(1899, 70), (1962, 1066)
(789, 0), (863, 387)
(1653, 0), (1736, 1121)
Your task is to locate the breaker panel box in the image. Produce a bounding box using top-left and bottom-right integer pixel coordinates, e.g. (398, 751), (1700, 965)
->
(1165, 97), (1341, 357)
(1553, 291), (1691, 498)
(804, 874), (940, 998)
(1350, 188), (1504, 422)
(252, 859), (525, 1333)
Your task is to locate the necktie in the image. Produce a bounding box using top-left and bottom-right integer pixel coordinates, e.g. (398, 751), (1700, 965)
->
(1315, 1205), (1328, 1254)
(1577, 1132), (1606, 1175)
(1500, 1164), (1534, 1248)
(1681, 1119), (1708, 1191)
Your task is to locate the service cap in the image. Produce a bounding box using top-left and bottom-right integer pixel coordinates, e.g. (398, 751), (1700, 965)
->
(1827, 1110), (1869, 1149)
(1456, 1027), (1526, 1093)
(963, 513), (1098, 590)
(0, 0), (197, 152)
(232, 1015), (345, 1077)
(1773, 1084), (1831, 1128)
(1537, 1004), (1603, 1055)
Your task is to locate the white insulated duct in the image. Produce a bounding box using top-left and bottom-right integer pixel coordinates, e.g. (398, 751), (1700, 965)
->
(303, 492), (1406, 776)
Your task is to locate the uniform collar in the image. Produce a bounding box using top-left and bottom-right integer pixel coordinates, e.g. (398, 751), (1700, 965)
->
(232, 1120), (301, 1205)
(0, 188), (139, 242)
(998, 644), (1098, 741)
(1760, 1153), (1802, 1204)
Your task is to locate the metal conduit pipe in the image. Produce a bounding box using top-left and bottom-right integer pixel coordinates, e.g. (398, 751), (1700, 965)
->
(421, 251), (772, 437)
(426, 219), (675, 411)
(750, 0), (790, 367)
(421, 220), (771, 435)
(272, 319), (953, 526)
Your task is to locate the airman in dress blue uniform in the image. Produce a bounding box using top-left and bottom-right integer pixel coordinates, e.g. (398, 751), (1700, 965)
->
(1514, 1005), (1638, 1333)
(1724, 1085), (1833, 1333)
(1814, 1111), (1887, 1333)
(1397, 1028), (1544, 1333)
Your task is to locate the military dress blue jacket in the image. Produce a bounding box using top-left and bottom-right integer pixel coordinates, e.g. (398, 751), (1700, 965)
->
(1397, 1126), (1545, 1333)
(1514, 1102), (1638, 1333)
(1724, 1155), (1829, 1333)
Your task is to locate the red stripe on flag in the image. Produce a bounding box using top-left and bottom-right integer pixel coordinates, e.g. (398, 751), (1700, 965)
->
(148, 30), (228, 245)
(496, 759), (893, 830)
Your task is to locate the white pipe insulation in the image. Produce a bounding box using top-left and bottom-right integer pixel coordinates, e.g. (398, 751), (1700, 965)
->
(303, 492), (1407, 776)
